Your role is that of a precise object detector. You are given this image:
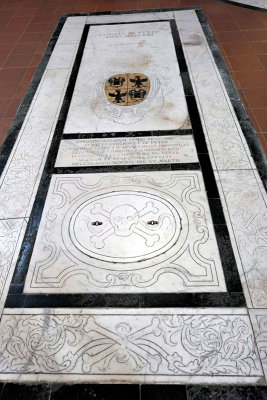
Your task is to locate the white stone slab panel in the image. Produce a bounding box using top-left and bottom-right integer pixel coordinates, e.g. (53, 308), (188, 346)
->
(250, 309), (267, 382)
(0, 308), (263, 384)
(24, 171), (226, 293)
(46, 43), (79, 70)
(214, 171), (253, 308)
(0, 70), (69, 219)
(174, 10), (255, 171)
(57, 16), (87, 44)
(0, 219), (27, 314)
(55, 135), (198, 167)
(86, 11), (175, 25)
(64, 21), (189, 134)
(219, 170), (267, 308)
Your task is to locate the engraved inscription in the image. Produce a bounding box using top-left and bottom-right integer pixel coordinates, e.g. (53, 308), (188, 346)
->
(55, 136), (198, 167)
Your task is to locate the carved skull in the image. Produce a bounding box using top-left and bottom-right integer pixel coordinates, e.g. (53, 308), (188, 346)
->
(110, 205), (139, 236)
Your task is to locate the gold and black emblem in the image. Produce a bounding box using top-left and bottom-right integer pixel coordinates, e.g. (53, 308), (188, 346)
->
(105, 73), (150, 106)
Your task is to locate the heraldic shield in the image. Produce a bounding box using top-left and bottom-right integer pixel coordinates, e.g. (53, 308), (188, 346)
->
(105, 73), (150, 106)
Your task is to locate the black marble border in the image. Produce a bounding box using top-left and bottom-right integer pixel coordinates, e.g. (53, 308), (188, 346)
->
(0, 383), (267, 400)
(6, 16), (244, 308)
(0, 7), (266, 397)
(197, 9), (267, 189)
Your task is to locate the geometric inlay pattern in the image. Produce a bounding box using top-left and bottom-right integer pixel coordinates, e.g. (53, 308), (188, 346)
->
(24, 171), (226, 293)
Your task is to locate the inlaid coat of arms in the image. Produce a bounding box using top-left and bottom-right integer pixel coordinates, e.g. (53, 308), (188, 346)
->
(92, 71), (163, 125)
(105, 73), (150, 106)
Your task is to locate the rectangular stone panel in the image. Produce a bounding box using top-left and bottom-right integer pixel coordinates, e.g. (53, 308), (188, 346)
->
(24, 171), (226, 294)
(64, 21), (190, 134)
(55, 135), (198, 167)
(0, 308), (263, 384)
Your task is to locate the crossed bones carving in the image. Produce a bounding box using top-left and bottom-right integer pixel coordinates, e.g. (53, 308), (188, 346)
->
(82, 316), (163, 373)
(90, 201), (161, 249)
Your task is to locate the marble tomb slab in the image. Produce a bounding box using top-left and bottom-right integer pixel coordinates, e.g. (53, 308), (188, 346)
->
(64, 21), (190, 133)
(0, 308), (263, 384)
(219, 170), (267, 308)
(24, 171), (226, 293)
(55, 135), (198, 167)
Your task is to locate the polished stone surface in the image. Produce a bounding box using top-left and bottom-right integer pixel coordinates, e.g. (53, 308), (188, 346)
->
(55, 135), (198, 167)
(0, 308), (263, 384)
(24, 171), (226, 293)
(64, 21), (189, 133)
(0, 9), (266, 391)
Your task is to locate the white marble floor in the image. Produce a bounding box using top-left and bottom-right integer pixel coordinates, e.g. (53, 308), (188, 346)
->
(0, 9), (266, 389)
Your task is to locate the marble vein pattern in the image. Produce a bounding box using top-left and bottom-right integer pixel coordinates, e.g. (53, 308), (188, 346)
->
(0, 308), (263, 384)
(0, 219), (27, 313)
(219, 170), (267, 308)
(55, 136), (198, 167)
(0, 17), (86, 220)
(225, 0), (267, 9)
(24, 171), (226, 293)
(250, 309), (267, 382)
(64, 21), (190, 133)
(174, 10), (255, 171)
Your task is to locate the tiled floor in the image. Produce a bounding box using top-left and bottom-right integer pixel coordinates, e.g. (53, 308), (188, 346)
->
(0, 0), (267, 155)
(0, 4), (266, 398)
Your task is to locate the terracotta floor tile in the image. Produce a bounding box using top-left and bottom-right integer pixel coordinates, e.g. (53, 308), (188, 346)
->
(0, 11), (16, 19)
(22, 67), (36, 83)
(247, 108), (260, 132)
(249, 42), (267, 55)
(259, 55), (267, 69)
(9, 16), (33, 25)
(5, 97), (21, 119)
(211, 20), (239, 32)
(257, 133), (267, 153)
(14, 7), (39, 17)
(0, 99), (12, 119)
(222, 41), (253, 56)
(138, 0), (159, 8)
(3, 53), (32, 68)
(19, 31), (44, 43)
(116, 0), (138, 10)
(243, 30), (267, 42)
(0, 68), (25, 83)
(34, 41), (48, 55)
(0, 118), (13, 147)
(235, 18), (266, 31)
(0, 81), (19, 99)
(252, 108), (267, 132)
(12, 41), (38, 55)
(235, 70), (267, 88)
(25, 23), (50, 33)
(238, 89), (249, 108)
(243, 88), (267, 108)
(29, 54), (41, 67)
(158, 0), (180, 6)
(179, 0), (201, 6)
(96, 0), (116, 11)
(214, 30), (245, 43)
(1, 23), (26, 34)
(74, 4), (97, 12)
(229, 71), (241, 89)
(0, 33), (21, 45)
(228, 54), (263, 71)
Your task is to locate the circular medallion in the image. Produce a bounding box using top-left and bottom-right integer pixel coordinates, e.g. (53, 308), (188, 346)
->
(105, 73), (150, 106)
(69, 191), (182, 264)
